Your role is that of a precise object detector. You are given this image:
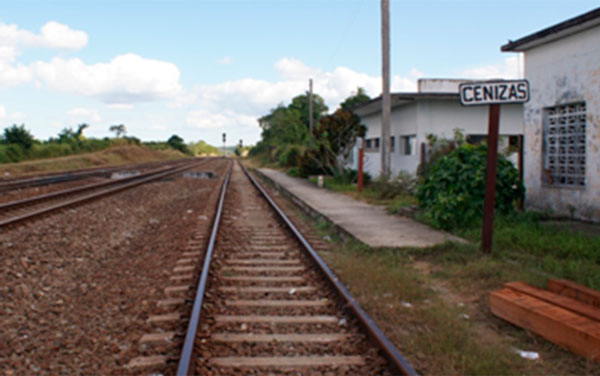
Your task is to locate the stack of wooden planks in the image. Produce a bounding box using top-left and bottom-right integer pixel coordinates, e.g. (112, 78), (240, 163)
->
(489, 279), (600, 362)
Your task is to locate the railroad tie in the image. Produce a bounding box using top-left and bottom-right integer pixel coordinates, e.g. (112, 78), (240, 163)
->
(209, 355), (366, 368)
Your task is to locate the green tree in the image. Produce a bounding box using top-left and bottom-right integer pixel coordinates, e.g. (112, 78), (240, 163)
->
(109, 124), (126, 138)
(167, 134), (189, 154)
(190, 140), (218, 156)
(301, 109), (365, 177)
(75, 123), (89, 140)
(288, 92), (328, 130)
(2, 124), (35, 150)
(340, 87), (371, 112)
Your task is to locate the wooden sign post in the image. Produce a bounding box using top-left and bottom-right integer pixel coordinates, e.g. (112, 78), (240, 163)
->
(459, 80), (529, 253)
(357, 137), (364, 193)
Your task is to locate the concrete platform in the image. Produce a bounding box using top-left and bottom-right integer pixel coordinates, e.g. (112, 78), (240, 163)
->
(258, 168), (463, 248)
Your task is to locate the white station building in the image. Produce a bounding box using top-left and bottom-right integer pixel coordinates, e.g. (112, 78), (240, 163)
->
(352, 79), (524, 178)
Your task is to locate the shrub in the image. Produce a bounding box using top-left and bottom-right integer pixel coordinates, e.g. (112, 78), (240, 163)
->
(297, 149), (327, 177)
(370, 170), (416, 199)
(286, 166), (301, 177)
(275, 144), (304, 167)
(333, 168), (372, 185)
(416, 144), (524, 230)
(0, 144), (25, 163)
(31, 143), (73, 158)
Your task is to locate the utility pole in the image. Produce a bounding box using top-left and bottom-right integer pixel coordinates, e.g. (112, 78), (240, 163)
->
(308, 78), (314, 143)
(381, 0), (391, 177)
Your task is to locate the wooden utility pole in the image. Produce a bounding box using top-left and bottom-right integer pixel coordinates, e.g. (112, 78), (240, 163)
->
(381, 0), (391, 176)
(309, 78), (314, 142)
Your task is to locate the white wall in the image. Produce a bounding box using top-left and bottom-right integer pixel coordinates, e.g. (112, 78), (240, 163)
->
(521, 25), (600, 221)
(361, 112), (382, 178)
(357, 99), (524, 178)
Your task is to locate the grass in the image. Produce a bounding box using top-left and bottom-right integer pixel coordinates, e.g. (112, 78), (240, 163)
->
(0, 145), (185, 177)
(295, 208), (599, 375)
(442, 213), (600, 290)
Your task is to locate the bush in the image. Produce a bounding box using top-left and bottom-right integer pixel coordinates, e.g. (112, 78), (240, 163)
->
(297, 149), (327, 177)
(31, 143), (73, 158)
(286, 166), (301, 177)
(416, 144), (524, 230)
(369, 171), (415, 199)
(275, 144), (304, 167)
(0, 144), (25, 163)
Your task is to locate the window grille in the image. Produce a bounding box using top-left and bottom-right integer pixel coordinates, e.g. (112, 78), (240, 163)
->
(543, 102), (586, 187)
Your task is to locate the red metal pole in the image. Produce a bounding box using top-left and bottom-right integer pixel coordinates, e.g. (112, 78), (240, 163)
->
(482, 104), (500, 253)
(357, 138), (364, 193)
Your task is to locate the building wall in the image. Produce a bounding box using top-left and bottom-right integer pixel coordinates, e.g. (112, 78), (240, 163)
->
(357, 99), (524, 178)
(522, 26), (600, 221)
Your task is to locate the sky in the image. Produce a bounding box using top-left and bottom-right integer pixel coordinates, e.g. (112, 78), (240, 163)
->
(0, 0), (598, 146)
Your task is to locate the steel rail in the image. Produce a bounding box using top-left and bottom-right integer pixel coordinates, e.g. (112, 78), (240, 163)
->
(0, 158), (195, 192)
(176, 161), (232, 376)
(0, 165), (175, 212)
(0, 159), (207, 228)
(240, 162), (417, 376)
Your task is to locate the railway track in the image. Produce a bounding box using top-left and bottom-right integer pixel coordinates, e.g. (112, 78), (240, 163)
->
(0, 159), (207, 228)
(0, 158), (195, 193)
(139, 161), (416, 375)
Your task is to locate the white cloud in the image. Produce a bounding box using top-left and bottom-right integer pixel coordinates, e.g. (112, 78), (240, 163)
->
(184, 57), (420, 142)
(0, 104), (6, 118)
(38, 22), (88, 50)
(216, 56), (233, 65)
(459, 56), (523, 79)
(106, 103), (134, 110)
(31, 53), (183, 104)
(0, 21), (87, 87)
(186, 109), (256, 130)
(0, 22), (183, 105)
(0, 21), (87, 50)
(67, 107), (101, 122)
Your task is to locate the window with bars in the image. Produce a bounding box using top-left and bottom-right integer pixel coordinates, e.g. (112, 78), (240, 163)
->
(543, 102), (586, 187)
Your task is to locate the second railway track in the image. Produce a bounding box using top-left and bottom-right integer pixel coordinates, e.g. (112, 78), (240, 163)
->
(164, 161), (416, 375)
(0, 159), (207, 228)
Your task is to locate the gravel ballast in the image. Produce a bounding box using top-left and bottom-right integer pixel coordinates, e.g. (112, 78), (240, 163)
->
(0, 159), (227, 375)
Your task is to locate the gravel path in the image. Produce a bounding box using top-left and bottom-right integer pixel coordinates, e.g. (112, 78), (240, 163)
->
(0, 159), (227, 375)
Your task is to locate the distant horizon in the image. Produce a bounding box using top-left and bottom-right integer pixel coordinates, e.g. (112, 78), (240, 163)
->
(1, 1), (598, 145)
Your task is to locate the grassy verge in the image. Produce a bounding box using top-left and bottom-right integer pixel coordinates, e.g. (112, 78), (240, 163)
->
(314, 221), (598, 375)
(288, 202), (599, 375)
(0, 144), (185, 177)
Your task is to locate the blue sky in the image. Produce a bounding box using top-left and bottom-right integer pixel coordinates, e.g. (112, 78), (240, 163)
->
(0, 0), (598, 146)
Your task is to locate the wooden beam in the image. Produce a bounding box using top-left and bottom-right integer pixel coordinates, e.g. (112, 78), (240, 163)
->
(504, 281), (600, 322)
(547, 278), (600, 309)
(490, 288), (600, 362)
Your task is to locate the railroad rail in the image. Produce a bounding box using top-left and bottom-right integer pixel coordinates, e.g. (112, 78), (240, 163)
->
(0, 158), (194, 192)
(0, 159), (206, 228)
(173, 161), (416, 375)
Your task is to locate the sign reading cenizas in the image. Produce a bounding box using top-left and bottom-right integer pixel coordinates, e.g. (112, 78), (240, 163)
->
(459, 80), (529, 106)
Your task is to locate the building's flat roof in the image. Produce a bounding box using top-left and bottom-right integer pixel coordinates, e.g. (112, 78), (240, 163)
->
(502, 7), (600, 52)
(353, 92), (458, 116)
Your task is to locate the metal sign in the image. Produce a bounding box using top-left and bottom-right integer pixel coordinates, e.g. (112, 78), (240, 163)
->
(459, 80), (529, 106)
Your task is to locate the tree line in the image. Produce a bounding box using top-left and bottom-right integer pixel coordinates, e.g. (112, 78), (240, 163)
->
(0, 123), (216, 163)
(250, 87), (370, 179)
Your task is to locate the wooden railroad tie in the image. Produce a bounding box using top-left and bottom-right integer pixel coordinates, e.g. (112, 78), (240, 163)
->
(489, 279), (600, 362)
